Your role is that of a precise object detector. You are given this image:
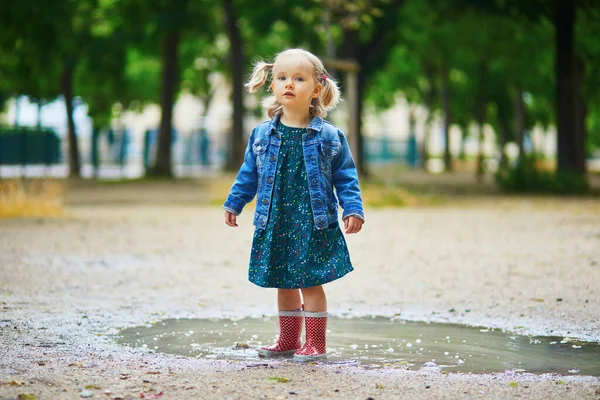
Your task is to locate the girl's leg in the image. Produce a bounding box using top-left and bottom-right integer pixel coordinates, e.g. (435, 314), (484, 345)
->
(258, 289), (303, 357)
(294, 285), (328, 361)
(278, 288), (302, 310)
(299, 285), (326, 312)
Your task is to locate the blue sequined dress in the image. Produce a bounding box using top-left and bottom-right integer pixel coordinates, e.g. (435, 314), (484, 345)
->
(248, 121), (354, 289)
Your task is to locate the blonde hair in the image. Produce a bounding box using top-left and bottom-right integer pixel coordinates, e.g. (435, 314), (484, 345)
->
(245, 48), (341, 118)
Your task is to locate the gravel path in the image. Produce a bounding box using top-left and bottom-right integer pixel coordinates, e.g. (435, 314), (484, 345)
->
(1, 193), (599, 399)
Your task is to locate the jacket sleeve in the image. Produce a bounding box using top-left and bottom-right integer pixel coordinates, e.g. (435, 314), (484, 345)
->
(331, 130), (365, 222)
(223, 128), (258, 215)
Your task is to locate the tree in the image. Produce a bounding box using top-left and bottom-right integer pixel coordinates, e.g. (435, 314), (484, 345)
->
(180, 35), (228, 123)
(578, 7), (600, 155)
(334, 0), (407, 176)
(118, 0), (217, 178)
(55, 0), (101, 178)
(364, 0), (461, 172)
(0, 0), (94, 177)
(221, 0), (319, 171)
(482, 0), (596, 181)
(222, 0), (245, 171)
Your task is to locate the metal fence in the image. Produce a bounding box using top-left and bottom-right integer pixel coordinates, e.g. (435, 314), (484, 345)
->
(0, 128), (417, 179)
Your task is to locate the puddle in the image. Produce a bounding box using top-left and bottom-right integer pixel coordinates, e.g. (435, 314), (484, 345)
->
(116, 317), (600, 376)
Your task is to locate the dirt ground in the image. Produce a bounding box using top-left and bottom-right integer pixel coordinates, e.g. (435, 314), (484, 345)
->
(1, 175), (600, 399)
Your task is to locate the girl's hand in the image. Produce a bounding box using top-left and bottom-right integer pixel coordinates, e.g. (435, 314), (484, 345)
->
(343, 216), (363, 234)
(224, 211), (238, 227)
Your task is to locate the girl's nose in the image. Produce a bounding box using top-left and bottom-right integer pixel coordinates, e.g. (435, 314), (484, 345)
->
(285, 79), (293, 88)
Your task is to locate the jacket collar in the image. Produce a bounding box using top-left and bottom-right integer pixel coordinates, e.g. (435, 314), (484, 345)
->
(267, 114), (324, 135)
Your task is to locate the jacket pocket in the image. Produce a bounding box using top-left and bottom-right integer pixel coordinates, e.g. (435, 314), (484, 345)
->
(318, 141), (341, 159)
(317, 140), (341, 176)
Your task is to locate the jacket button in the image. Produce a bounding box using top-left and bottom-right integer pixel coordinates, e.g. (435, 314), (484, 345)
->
(262, 199), (269, 205)
(269, 156), (276, 162)
(316, 200), (321, 205)
(266, 177), (273, 184)
(312, 179), (318, 184)
(310, 155), (316, 160)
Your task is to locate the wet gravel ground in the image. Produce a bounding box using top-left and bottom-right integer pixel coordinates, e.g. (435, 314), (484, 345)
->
(1, 199), (600, 399)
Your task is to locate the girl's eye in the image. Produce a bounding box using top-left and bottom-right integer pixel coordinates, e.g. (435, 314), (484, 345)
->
(295, 77), (304, 82)
(278, 76), (286, 81)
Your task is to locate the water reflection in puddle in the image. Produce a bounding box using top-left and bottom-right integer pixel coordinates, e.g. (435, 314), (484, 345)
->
(116, 317), (600, 376)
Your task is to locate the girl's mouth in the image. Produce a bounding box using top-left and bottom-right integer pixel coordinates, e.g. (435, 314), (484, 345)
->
(283, 92), (294, 97)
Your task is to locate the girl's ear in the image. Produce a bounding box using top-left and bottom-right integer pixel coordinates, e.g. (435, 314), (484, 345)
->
(312, 83), (322, 98)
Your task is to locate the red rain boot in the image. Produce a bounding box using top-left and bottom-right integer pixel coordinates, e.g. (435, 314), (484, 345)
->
(293, 311), (327, 361)
(257, 310), (303, 357)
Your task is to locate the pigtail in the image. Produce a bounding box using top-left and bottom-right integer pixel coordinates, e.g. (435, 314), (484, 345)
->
(262, 96), (283, 118)
(245, 61), (274, 93)
(309, 71), (341, 118)
(320, 73), (341, 112)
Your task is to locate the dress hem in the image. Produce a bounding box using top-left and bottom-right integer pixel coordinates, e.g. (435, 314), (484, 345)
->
(248, 267), (353, 289)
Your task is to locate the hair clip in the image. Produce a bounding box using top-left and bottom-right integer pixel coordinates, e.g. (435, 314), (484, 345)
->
(322, 74), (327, 81)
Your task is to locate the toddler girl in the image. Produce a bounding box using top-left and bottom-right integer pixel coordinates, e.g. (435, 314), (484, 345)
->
(223, 48), (364, 361)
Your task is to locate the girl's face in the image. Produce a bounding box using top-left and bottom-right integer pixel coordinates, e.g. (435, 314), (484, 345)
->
(270, 53), (322, 114)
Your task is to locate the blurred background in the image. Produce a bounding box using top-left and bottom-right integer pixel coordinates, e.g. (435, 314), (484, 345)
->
(0, 0), (599, 196)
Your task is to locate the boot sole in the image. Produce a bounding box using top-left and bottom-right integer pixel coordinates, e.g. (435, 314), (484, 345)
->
(257, 348), (300, 357)
(293, 353), (327, 362)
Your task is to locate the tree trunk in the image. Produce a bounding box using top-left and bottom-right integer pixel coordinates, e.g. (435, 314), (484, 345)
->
(407, 106), (418, 167)
(223, 0), (245, 171)
(201, 89), (214, 120)
(459, 127), (468, 162)
(421, 63), (436, 170)
(322, 6), (335, 61)
(36, 99), (43, 129)
(476, 63), (488, 182)
(340, 28), (368, 177)
(497, 125), (509, 169)
(440, 65), (452, 172)
(574, 57), (587, 172)
(150, 31), (179, 178)
(356, 71), (368, 176)
(62, 67), (80, 178)
(514, 87), (526, 166)
(14, 96), (21, 127)
(555, 0), (584, 175)
(91, 125), (100, 179)
(476, 106), (487, 182)
(336, 0), (406, 177)
(422, 112), (432, 170)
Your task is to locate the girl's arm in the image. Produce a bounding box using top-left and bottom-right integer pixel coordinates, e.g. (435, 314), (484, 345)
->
(223, 128), (259, 217)
(331, 131), (365, 223)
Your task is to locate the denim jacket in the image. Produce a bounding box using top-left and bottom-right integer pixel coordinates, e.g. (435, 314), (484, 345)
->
(223, 115), (364, 230)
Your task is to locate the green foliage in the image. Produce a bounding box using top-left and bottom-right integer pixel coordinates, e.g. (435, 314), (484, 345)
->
(2, 0), (600, 177)
(179, 33), (228, 101)
(578, 7), (600, 155)
(124, 49), (162, 106)
(0, 0), (66, 100)
(495, 160), (589, 194)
